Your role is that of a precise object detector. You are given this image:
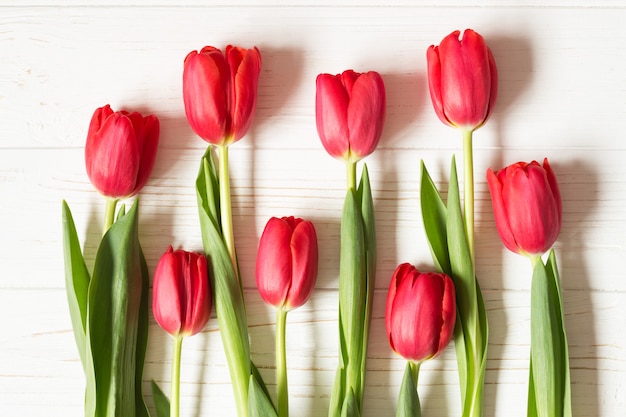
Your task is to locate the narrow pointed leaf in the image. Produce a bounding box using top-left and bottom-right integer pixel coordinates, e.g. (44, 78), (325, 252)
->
(86, 198), (145, 417)
(61, 200), (91, 370)
(419, 161), (451, 275)
(338, 188), (367, 405)
(329, 310), (348, 417)
(196, 149), (251, 412)
(151, 380), (170, 417)
(135, 247), (150, 417)
(340, 388), (361, 417)
(248, 374), (278, 417)
(396, 362), (420, 417)
(531, 259), (558, 417)
(446, 156), (475, 323)
(357, 163), (376, 403)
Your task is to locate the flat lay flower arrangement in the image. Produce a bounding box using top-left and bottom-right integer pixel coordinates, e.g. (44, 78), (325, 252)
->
(62, 29), (572, 417)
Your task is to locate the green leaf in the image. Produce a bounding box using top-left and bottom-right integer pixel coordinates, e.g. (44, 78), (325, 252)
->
(340, 388), (361, 417)
(419, 161), (451, 275)
(357, 164), (376, 402)
(396, 362), (420, 417)
(446, 156), (475, 326)
(546, 251), (572, 417)
(135, 247), (150, 417)
(196, 149), (251, 414)
(61, 200), (91, 371)
(530, 252), (572, 417)
(85, 199), (146, 417)
(248, 374), (278, 417)
(530, 258), (558, 417)
(338, 188), (367, 407)
(527, 357), (538, 417)
(150, 380), (170, 417)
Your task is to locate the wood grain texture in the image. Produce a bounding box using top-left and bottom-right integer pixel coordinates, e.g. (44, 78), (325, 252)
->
(1, 1), (624, 416)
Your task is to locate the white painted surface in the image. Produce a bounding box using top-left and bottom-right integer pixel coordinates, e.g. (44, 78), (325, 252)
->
(1, 1), (624, 416)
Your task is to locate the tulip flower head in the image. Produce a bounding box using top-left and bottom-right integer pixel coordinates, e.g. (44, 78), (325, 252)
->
(427, 29), (498, 132)
(85, 104), (160, 199)
(315, 70), (386, 162)
(183, 45), (262, 146)
(256, 216), (318, 311)
(152, 246), (211, 337)
(385, 263), (456, 362)
(487, 158), (562, 258)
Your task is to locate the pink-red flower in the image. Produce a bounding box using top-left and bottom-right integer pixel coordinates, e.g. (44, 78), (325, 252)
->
(183, 45), (262, 146)
(256, 216), (318, 311)
(385, 263), (456, 362)
(152, 246), (212, 337)
(487, 158), (562, 257)
(315, 70), (386, 162)
(84, 104), (160, 199)
(427, 29), (498, 132)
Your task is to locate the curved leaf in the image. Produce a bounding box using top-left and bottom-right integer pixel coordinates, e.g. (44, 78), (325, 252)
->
(86, 198), (145, 417)
(419, 161), (451, 274)
(61, 200), (91, 371)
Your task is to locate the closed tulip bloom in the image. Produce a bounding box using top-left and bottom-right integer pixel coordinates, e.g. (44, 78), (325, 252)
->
(487, 158), (562, 257)
(256, 216), (318, 311)
(315, 70), (386, 162)
(85, 105), (160, 198)
(183, 45), (262, 146)
(385, 263), (456, 362)
(427, 29), (498, 132)
(152, 246), (211, 337)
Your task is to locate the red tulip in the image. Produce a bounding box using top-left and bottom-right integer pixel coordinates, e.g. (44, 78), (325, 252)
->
(487, 158), (562, 257)
(315, 70), (386, 162)
(84, 105), (159, 198)
(385, 263), (456, 362)
(152, 246), (211, 337)
(427, 29), (498, 132)
(183, 45), (262, 146)
(256, 216), (318, 311)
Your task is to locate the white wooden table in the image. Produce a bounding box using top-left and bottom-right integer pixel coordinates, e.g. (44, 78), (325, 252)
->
(1, 1), (624, 415)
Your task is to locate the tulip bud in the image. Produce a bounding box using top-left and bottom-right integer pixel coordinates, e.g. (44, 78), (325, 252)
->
(487, 158), (562, 257)
(315, 70), (386, 162)
(385, 263), (456, 362)
(427, 29), (498, 132)
(256, 216), (318, 311)
(152, 246), (211, 337)
(84, 105), (160, 199)
(183, 45), (262, 146)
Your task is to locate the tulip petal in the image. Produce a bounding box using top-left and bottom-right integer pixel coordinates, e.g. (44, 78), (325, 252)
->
(486, 167), (519, 254)
(86, 112), (140, 198)
(153, 247), (183, 336)
(347, 72), (385, 159)
(256, 217), (293, 308)
(315, 73), (350, 159)
(287, 220), (318, 309)
(183, 50), (229, 144)
(132, 114), (160, 195)
(229, 46), (262, 143)
(427, 45), (451, 127)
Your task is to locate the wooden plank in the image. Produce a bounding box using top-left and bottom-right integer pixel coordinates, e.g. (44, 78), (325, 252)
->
(1, 287), (623, 416)
(1, 147), (624, 291)
(0, 6), (625, 149)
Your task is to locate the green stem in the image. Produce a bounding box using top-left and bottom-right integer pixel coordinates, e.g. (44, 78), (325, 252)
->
(170, 336), (183, 417)
(217, 144), (240, 283)
(411, 362), (422, 417)
(409, 362), (420, 388)
(276, 309), (289, 417)
(103, 197), (118, 235)
(462, 129), (475, 265)
(346, 159), (357, 191)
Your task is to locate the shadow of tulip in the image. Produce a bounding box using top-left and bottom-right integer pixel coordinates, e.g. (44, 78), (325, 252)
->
(551, 158), (600, 417)
(379, 71), (426, 147)
(479, 30), (535, 417)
